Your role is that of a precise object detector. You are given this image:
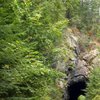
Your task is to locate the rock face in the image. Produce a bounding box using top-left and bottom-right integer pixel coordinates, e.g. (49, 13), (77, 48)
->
(76, 60), (89, 76)
(52, 28), (100, 100)
(63, 48), (100, 100)
(63, 28), (100, 100)
(53, 28), (79, 72)
(67, 35), (78, 49)
(83, 49), (99, 63)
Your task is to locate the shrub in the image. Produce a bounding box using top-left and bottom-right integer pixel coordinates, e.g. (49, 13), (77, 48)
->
(86, 67), (100, 100)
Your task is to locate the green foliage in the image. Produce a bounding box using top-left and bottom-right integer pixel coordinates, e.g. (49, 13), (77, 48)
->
(65, 0), (80, 19)
(78, 95), (86, 100)
(64, 0), (100, 33)
(86, 67), (100, 100)
(92, 95), (100, 100)
(0, 0), (67, 99)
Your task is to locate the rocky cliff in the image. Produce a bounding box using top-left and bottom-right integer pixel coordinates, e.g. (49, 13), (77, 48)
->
(55, 27), (100, 100)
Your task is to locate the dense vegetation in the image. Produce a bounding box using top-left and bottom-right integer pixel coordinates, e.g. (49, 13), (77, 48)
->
(0, 0), (100, 100)
(86, 67), (100, 100)
(0, 0), (67, 99)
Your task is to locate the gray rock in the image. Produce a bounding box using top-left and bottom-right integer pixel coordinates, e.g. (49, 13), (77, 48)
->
(83, 49), (99, 63)
(67, 35), (78, 49)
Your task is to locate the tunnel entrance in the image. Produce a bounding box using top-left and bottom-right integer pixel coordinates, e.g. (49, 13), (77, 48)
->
(67, 79), (87, 100)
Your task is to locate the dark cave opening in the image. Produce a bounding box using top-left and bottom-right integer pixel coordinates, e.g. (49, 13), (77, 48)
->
(67, 80), (87, 100)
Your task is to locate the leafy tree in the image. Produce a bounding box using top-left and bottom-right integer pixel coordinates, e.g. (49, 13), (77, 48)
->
(0, 0), (67, 99)
(64, 0), (100, 33)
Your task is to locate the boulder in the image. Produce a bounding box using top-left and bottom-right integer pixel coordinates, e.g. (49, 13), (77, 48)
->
(92, 57), (100, 65)
(83, 49), (99, 63)
(67, 35), (78, 49)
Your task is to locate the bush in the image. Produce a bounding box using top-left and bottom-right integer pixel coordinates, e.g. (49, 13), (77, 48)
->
(86, 67), (100, 100)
